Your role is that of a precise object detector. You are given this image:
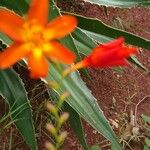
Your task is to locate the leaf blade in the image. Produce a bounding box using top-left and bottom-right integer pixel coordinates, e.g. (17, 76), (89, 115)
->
(76, 15), (150, 49)
(84, 0), (150, 7)
(64, 103), (90, 150)
(0, 69), (36, 150)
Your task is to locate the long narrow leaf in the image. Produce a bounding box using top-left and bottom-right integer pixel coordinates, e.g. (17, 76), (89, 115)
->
(0, 69), (36, 150)
(76, 15), (150, 49)
(84, 0), (150, 7)
(64, 103), (89, 150)
(0, 0), (28, 15)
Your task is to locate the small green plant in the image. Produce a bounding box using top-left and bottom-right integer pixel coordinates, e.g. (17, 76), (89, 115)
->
(141, 114), (150, 150)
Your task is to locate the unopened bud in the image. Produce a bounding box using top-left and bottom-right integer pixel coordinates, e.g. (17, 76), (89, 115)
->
(60, 92), (70, 101)
(45, 141), (55, 150)
(46, 102), (57, 114)
(59, 113), (69, 125)
(57, 131), (68, 144)
(46, 123), (57, 135)
(48, 81), (59, 89)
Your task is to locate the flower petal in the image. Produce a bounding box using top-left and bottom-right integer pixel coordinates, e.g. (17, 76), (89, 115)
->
(28, 51), (48, 78)
(92, 38), (124, 56)
(105, 59), (128, 67)
(44, 15), (77, 40)
(78, 39), (137, 68)
(0, 43), (29, 68)
(118, 47), (137, 58)
(28, 0), (48, 26)
(0, 9), (24, 41)
(102, 37), (124, 49)
(44, 41), (76, 64)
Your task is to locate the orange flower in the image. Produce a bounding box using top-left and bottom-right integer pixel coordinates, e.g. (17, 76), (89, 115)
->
(0, 0), (77, 78)
(63, 38), (137, 76)
(80, 37), (136, 67)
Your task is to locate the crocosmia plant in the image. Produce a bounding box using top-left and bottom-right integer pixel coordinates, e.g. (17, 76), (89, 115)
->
(0, 0), (149, 150)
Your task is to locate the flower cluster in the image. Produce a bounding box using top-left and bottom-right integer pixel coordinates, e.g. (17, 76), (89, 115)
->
(0, 0), (136, 78)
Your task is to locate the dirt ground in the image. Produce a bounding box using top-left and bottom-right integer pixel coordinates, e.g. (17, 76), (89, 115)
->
(59, 1), (150, 150)
(0, 0), (150, 150)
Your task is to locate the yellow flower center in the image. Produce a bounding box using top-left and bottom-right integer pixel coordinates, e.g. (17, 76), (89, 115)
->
(22, 20), (52, 55)
(23, 20), (44, 44)
(33, 48), (42, 58)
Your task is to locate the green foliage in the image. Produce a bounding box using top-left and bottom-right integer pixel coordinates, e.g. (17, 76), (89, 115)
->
(145, 138), (150, 147)
(0, 69), (36, 150)
(76, 15), (150, 49)
(47, 64), (121, 149)
(72, 28), (148, 72)
(84, 0), (150, 7)
(142, 114), (150, 123)
(128, 56), (148, 71)
(0, 33), (12, 46)
(0, 0), (149, 149)
(0, 0), (28, 15)
(48, 2), (121, 149)
(144, 145), (150, 150)
(142, 114), (150, 150)
(90, 145), (101, 150)
(64, 103), (89, 150)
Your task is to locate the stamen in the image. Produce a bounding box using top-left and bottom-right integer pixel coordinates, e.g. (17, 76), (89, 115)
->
(23, 20), (43, 42)
(34, 48), (42, 58)
(43, 43), (51, 52)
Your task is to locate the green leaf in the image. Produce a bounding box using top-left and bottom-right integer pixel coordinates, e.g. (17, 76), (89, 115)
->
(90, 145), (101, 150)
(60, 36), (81, 61)
(72, 28), (148, 71)
(83, 30), (113, 43)
(64, 103), (89, 150)
(145, 138), (150, 147)
(24, 0), (31, 4)
(144, 145), (150, 150)
(111, 143), (118, 150)
(47, 2), (120, 148)
(128, 56), (148, 71)
(84, 0), (150, 7)
(0, 69), (36, 150)
(141, 114), (150, 123)
(113, 67), (124, 73)
(0, 0), (28, 15)
(76, 15), (150, 49)
(73, 28), (97, 50)
(0, 3), (36, 148)
(46, 65), (121, 149)
(72, 28), (97, 56)
(0, 32), (12, 46)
